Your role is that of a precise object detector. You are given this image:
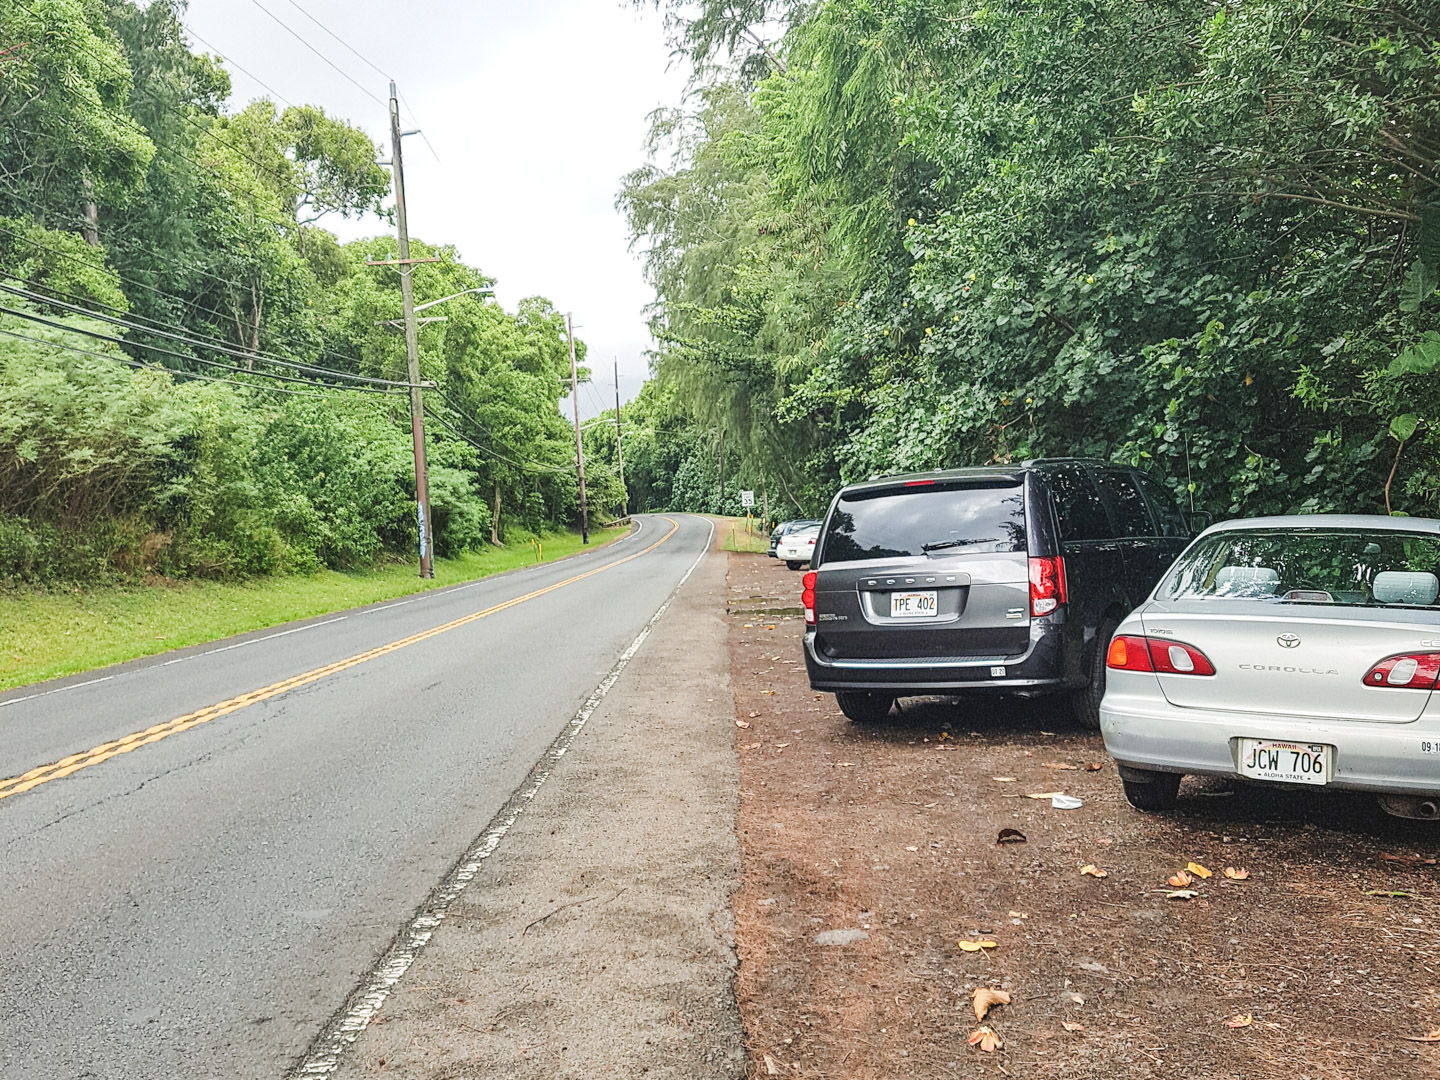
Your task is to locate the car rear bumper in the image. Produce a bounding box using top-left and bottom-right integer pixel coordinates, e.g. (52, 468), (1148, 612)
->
(803, 618), (1070, 694)
(1101, 687), (1440, 796)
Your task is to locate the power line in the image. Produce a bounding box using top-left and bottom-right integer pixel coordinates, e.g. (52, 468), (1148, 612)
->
(0, 303), (395, 393)
(0, 270), (384, 386)
(182, 25), (294, 107)
(0, 325), (346, 398)
(277, 0), (389, 80)
(0, 283), (408, 389)
(244, 0), (387, 108)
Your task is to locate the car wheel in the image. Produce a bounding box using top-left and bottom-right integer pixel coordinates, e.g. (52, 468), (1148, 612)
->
(1120, 770), (1182, 813)
(1070, 617), (1118, 731)
(785, 560), (802, 570)
(836, 692), (895, 723)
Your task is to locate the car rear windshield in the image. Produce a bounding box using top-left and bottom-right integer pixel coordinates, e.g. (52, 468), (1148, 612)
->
(1161, 528), (1440, 608)
(821, 483), (1026, 564)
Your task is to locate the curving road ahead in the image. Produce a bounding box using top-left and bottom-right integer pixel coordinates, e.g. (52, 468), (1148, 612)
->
(0, 514), (713, 1079)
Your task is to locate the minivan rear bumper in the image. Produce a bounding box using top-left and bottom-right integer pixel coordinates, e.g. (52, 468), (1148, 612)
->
(804, 617), (1070, 694)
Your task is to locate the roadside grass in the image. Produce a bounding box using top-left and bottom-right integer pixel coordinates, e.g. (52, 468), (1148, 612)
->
(0, 526), (628, 692)
(719, 516), (770, 554)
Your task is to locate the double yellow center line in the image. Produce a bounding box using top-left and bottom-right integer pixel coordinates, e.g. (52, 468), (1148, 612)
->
(0, 518), (681, 804)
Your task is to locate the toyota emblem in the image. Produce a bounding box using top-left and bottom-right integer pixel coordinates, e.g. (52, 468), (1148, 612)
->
(1277, 633), (1301, 649)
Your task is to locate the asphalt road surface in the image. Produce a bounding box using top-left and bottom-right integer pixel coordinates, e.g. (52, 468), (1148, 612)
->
(0, 514), (713, 1079)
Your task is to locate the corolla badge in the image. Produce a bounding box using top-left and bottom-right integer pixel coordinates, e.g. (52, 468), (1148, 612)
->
(1277, 633), (1301, 649)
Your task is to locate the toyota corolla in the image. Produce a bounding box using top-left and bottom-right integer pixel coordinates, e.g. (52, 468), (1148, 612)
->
(1100, 515), (1440, 819)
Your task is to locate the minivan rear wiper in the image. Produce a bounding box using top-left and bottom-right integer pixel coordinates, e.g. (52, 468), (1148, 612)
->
(921, 540), (970, 554)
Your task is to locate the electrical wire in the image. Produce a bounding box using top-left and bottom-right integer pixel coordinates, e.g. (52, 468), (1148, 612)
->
(0, 325), (345, 398)
(277, 0), (389, 81)
(183, 25), (294, 107)
(0, 302), (395, 392)
(0, 280), (411, 388)
(0, 225), (377, 375)
(243, 0), (387, 108)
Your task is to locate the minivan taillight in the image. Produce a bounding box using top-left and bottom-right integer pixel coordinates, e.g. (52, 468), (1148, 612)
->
(1363, 653), (1440, 690)
(802, 571), (817, 626)
(1028, 556), (1067, 617)
(1106, 635), (1216, 676)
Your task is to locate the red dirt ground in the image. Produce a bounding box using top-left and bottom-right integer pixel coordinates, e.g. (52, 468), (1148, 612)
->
(725, 550), (1440, 1080)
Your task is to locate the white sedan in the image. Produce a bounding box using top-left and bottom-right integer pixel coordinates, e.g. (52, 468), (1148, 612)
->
(776, 523), (820, 570)
(1101, 514), (1440, 820)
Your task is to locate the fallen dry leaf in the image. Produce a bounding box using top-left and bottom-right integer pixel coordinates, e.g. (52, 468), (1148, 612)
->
(735, 720), (751, 728)
(1167, 869), (1193, 888)
(764, 1052), (781, 1075)
(1061, 1021), (1085, 1032)
(1069, 993), (1085, 1005)
(748, 711), (761, 718)
(997, 828), (1027, 845)
(1186, 861), (1213, 879)
(1381, 853), (1438, 867)
(1079, 864), (1108, 878)
(1026, 791), (1066, 800)
(905, 845), (919, 852)
(743, 742), (762, 750)
(1401, 1029), (1440, 1043)
(967, 1026), (1003, 1052)
(774, 742), (789, 748)
(1043, 762), (1080, 770)
(762, 690), (775, 695)
(958, 939), (999, 952)
(1008, 910), (1027, 919)
(972, 987), (1011, 1022)
(1167, 889), (1199, 900)
(992, 776), (1018, 782)
(1224, 866), (1251, 880)
(1225, 1013), (1254, 1028)
(1085, 762), (1104, 771)
(765, 624), (776, 630)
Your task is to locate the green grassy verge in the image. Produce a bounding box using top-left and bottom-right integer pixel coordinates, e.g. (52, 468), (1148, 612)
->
(0, 526), (628, 692)
(719, 516), (770, 553)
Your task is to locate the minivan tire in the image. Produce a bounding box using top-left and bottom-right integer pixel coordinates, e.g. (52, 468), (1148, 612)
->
(1070, 617), (1118, 731)
(836, 692), (894, 723)
(1120, 769), (1182, 812)
(785, 560), (803, 570)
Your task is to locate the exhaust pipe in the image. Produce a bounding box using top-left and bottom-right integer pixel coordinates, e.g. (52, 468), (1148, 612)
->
(1378, 794), (1440, 820)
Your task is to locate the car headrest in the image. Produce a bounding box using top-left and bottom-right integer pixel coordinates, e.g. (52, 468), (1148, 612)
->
(1372, 571), (1440, 606)
(1214, 566), (1280, 595)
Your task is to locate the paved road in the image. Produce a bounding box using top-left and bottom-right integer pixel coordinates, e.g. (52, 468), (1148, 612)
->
(0, 514), (712, 1080)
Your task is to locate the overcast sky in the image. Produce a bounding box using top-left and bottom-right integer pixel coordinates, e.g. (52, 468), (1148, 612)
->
(183, 0), (688, 418)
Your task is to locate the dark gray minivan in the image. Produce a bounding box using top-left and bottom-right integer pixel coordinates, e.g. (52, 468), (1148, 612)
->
(801, 460), (1191, 726)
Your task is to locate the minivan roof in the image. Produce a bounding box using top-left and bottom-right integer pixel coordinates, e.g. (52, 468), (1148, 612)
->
(841, 459), (1114, 497)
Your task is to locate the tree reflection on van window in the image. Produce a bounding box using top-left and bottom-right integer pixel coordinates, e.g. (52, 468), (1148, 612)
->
(822, 486), (1027, 564)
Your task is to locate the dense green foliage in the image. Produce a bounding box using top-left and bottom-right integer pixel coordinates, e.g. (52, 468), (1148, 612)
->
(624, 0), (1440, 520)
(0, 0), (600, 583)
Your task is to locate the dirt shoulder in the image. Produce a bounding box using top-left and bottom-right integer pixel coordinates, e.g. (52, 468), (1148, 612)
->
(727, 551), (1440, 1079)
(331, 542), (745, 1080)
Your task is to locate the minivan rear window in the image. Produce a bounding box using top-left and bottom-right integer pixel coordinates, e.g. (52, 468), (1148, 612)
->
(821, 483), (1026, 564)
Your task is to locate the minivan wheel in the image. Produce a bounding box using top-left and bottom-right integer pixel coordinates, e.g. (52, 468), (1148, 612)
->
(1120, 770), (1182, 813)
(1070, 617), (1118, 731)
(836, 692), (895, 723)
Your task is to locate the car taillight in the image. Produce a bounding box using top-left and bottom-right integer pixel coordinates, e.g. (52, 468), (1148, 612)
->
(802, 570), (817, 626)
(1106, 635), (1215, 676)
(1363, 653), (1440, 690)
(1028, 556), (1067, 617)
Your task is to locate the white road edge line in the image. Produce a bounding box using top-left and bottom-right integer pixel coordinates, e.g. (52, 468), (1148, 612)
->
(0, 674), (115, 711)
(161, 617), (349, 666)
(290, 515), (712, 1079)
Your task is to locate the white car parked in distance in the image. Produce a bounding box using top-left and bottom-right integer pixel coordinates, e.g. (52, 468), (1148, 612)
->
(1101, 514), (1440, 819)
(776, 523), (820, 570)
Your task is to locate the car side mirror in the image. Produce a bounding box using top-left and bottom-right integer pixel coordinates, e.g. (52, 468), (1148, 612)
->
(1185, 511), (1213, 535)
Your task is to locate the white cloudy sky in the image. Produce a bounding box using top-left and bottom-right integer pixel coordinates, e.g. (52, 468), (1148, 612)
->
(183, 0), (689, 418)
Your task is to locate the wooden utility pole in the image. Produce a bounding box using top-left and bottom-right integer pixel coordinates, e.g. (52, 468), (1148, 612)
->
(388, 80), (433, 577)
(613, 358), (625, 510)
(568, 313), (589, 544)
